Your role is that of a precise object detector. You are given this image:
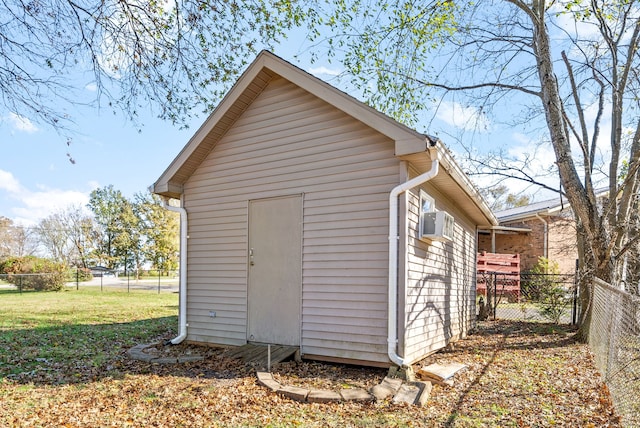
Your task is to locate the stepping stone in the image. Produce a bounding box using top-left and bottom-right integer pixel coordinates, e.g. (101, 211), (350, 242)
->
(392, 381), (432, 407)
(418, 362), (466, 382)
(371, 376), (403, 400)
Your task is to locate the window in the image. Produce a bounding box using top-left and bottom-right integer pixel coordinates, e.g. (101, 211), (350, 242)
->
(419, 190), (435, 238)
(419, 190), (455, 241)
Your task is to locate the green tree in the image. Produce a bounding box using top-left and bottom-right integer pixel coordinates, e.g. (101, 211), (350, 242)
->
(312, 0), (640, 338)
(135, 192), (179, 274)
(88, 185), (141, 271)
(116, 200), (143, 275)
(64, 206), (99, 269)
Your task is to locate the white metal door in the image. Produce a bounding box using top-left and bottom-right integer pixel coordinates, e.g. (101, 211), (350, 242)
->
(247, 195), (302, 346)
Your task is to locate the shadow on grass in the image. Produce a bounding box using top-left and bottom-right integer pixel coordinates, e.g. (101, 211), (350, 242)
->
(0, 316), (187, 386)
(0, 288), (42, 296)
(495, 320), (579, 351)
(441, 319), (581, 426)
(2, 317), (582, 394)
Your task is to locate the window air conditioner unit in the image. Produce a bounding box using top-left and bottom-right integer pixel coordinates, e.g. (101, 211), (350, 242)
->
(421, 211), (455, 241)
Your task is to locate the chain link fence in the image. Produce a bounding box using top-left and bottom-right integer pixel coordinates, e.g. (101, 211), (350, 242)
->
(589, 278), (640, 428)
(0, 269), (179, 294)
(477, 272), (578, 324)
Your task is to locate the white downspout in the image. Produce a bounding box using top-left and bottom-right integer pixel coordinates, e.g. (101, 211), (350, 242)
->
(388, 158), (439, 367)
(535, 214), (548, 263)
(164, 196), (188, 344)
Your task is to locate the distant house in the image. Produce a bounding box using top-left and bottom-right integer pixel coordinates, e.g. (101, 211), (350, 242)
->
(152, 51), (497, 367)
(88, 266), (116, 278)
(478, 196), (578, 274)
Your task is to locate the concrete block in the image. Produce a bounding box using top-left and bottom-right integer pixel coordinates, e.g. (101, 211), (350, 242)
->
(392, 383), (420, 405)
(277, 385), (310, 402)
(256, 371), (273, 382)
(256, 372), (282, 392)
(412, 381), (432, 407)
(340, 388), (373, 402)
(307, 389), (342, 403)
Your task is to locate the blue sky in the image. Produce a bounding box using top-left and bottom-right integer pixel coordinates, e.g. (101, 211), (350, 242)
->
(2, 3), (623, 226)
(0, 101), (199, 224)
(0, 31), (564, 226)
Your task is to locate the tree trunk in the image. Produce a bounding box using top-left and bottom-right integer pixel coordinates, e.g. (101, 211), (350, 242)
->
(575, 222), (592, 341)
(526, 3), (616, 343)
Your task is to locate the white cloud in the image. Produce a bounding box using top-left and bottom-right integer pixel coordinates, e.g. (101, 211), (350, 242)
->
(85, 82), (98, 92)
(435, 101), (491, 132)
(308, 66), (342, 77)
(6, 113), (38, 133)
(0, 169), (91, 225)
(0, 169), (23, 194)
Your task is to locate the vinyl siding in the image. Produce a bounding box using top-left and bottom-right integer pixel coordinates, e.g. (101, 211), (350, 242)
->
(182, 75), (398, 363)
(402, 173), (478, 364)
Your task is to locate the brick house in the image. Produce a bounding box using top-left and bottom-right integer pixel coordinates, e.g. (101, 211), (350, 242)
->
(478, 196), (578, 274)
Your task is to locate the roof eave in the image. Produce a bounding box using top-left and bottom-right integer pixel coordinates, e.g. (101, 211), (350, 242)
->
(429, 143), (498, 227)
(152, 182), (183, 199)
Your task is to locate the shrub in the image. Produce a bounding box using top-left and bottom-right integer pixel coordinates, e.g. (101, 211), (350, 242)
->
(523, 257), (569, 324)
(538, 284), (569, 324)
(0, 256), (67, 291)
(66, 267), (93, 282)
(521, 257), (560, 302)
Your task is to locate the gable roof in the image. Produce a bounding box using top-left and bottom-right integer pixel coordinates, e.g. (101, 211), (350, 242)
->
(152, 51), (497, 227)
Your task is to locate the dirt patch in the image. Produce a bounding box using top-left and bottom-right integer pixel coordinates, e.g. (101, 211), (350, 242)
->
(272, 360), (387, 392)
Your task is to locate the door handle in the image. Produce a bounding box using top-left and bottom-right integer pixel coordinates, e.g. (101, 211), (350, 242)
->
(250, 248), (255, 266)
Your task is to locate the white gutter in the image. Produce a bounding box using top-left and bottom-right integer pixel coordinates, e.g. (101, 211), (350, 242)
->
(388, 157), (440, 367)
(163, 196), (188, 344)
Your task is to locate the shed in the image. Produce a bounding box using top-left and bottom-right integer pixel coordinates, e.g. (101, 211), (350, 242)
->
(152, 51), (497, 367)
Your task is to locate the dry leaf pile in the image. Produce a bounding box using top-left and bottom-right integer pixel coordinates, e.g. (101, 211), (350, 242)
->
(0, 320), (621, 427)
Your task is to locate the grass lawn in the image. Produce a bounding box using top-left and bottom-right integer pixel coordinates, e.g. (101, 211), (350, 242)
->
(0, 290), (620, 427)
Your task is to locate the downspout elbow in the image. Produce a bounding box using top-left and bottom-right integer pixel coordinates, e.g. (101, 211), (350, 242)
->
(163, 197), (188, 345)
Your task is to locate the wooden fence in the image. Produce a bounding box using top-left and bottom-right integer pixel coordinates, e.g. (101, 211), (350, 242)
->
(477, 252), (521, 301)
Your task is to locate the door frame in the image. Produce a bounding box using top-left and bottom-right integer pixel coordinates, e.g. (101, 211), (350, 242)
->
(246, 194), (303, 346)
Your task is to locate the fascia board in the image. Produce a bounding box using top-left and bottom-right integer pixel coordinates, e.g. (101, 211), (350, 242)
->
(153, 53), (274, 194)
(261, 53), (427, 149)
